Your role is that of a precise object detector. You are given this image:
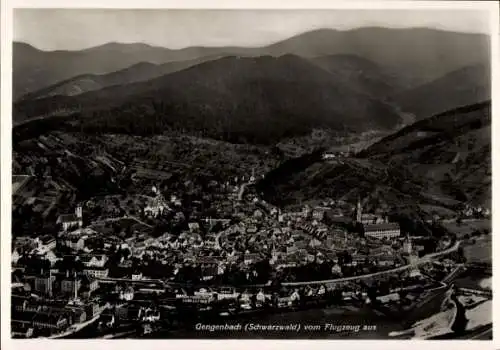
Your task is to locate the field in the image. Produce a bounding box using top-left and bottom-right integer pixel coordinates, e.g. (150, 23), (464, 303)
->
(462, 235), (492, 264)
(441, 219), (491, 238)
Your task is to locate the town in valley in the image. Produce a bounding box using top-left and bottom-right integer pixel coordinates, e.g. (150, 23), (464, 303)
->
(10, 8), (493, 340)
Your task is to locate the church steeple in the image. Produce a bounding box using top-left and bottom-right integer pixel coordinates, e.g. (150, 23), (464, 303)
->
(356, 195), (362, 223)
(403, 233), (413, 255)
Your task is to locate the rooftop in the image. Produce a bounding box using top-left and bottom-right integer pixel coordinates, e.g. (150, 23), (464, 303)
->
(58, 214), (79, 223)
(364, 223), (400, 232)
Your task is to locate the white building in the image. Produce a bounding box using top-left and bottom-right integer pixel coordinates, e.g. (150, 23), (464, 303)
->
(84, 267), (109, 279)
(119, 287), (135, 301)
(144, 195), (169, 218)
(57, 206), (83, 231)
(12, 249), (21, 264)
(364, 223), (401, 240)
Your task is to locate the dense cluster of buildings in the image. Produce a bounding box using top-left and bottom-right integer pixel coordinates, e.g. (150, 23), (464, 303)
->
(13, 160), (451, 339)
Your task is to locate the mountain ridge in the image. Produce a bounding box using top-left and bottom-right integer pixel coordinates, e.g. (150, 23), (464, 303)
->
(18, 55), (226, 101)
(14, 27), (490, 99)
(14, 54), (404, 144)
(393, 63), (491, 119)
(14, 25), (489, 52)
(257, 101), (491, 212)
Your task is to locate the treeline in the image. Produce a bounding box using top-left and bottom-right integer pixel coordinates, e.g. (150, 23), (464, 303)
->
(256, 148), (325, 203)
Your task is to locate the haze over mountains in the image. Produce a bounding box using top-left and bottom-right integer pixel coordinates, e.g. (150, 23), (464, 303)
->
(14, 27), (489, 99)
(394, 63), (491, 120)
(13, 25), (492, 216)
(15, 54), (403, 143)
(18, 56), (225, 101)
(13, 27), (491, 145)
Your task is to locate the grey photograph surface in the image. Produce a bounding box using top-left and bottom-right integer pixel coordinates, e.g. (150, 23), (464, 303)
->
(10, 8), (492, 340)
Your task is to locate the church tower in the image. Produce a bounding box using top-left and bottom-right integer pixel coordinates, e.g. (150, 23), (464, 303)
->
(75, 205), (83, 228)
(250, 167), (256, 183)
(356, 196), (362, 223)
(73, 271), (78, 301)
(403, 233), (413, 255)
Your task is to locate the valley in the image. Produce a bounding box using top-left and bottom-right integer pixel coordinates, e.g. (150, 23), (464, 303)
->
(10, 21), (492, 341)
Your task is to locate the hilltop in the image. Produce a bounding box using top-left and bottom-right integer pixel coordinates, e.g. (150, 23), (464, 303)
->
(18, 56), (223, 101)
(258, 101), (491, 213)
(394, 64), (491, 119)
(14, 55), (402, 144)
(14, 27), (489, 98)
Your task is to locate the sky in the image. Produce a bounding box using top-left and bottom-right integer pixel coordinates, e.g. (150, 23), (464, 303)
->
(14, 9), (491, 51)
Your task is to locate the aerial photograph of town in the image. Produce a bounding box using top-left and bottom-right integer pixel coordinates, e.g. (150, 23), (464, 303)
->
(8, 6), (493, 341)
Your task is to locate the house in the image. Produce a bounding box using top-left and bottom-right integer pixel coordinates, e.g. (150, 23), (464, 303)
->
(194, 287), (216, 299)
(188, 222), (200, 232)
(180, 295), (214, 304)
(322, 153), (336, 160)
(43, 250), (59, 266)
(64, 233), (89, 251)
(253, 209), (264, 218)
(84, 302), (101, 319)
(32, 311), (69, 331)
(69, 308), (87, 324)
(200, 264), (219, 280)
(81, 274), (99, 292)
(317, 285), (326, 295)
(409, 269), (421, 278)
(331, 264), (342, 275)
(61, 273), (82, 298)
(277, 296), (294, 307)
(290, 290), (300, 302)
(312, 208), (327, 221)
(239, 290), (253, 304)
(119, 286), (135, 301)
(246, 225), (258, 234)
(34, 272), (56, 297)
(12, 248), (21, 264)
(82, 254), (107, 268)
(131, 272), (143, 280)
(38, 235), (57, 252)
(360, 213), (385, 225)
(352, 255), (369, 264)
(309, 238), (322, 248)
(217, 287), (239, 301)
(363, 223), (401, 240)
(376, 292), (401, 304)
(376, 255), (396, 267)
(84, 266), (109, 279)
(57, 206), (83, 231)
(144, 194), (169, 218)
(243, 253), (260, 265)
(342, 291), (355, 301)
(256, 290), (267, 303)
